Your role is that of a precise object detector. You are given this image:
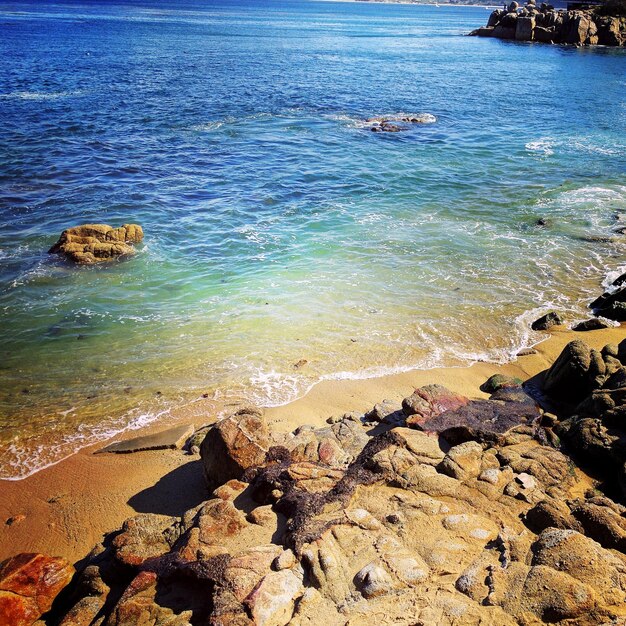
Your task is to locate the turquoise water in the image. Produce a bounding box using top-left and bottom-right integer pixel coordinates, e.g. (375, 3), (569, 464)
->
(1, 0), (625, 479)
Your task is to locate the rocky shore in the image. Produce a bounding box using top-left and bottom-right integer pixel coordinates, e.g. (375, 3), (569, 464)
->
(470, 0), (626, 45)
(2, 323), (626, 623)
(3, 272), (626, 625)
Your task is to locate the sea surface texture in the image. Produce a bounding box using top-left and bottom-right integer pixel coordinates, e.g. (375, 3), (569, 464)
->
(1, 0), (625, 479)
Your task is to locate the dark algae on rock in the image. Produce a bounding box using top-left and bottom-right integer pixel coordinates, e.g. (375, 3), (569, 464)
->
(14, 332), (626, 623)
(4, 276), (626, 625)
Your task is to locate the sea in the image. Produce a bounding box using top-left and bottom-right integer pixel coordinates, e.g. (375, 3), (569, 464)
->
(0, 0), (625, 479)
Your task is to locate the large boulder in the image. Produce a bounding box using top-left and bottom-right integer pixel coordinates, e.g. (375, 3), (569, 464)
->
(200, 408), (271, 490)
(487, 9), (504, 26)
(590, 285), (626, 320)
(49, 223), (143, 264)
(596, 15), (626, 46)
(281, 419), (369, 467)
(0, 553), (74, 626)
(560, 11), (598, 44)
(534, 25), (557, 42)
(492, 24), (517, 39)
(516, 16), (536, 40)
(402, 384), (469, 428)
(542, 340), (605, 403)
(111, 514), (178, 567)
(556, 417), (620, 465)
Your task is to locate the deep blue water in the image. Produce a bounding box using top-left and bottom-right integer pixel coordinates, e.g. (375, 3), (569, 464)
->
(0, 0), (625, 478)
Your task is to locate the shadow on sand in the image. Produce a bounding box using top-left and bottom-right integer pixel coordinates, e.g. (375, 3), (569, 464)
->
(127, 459), (208, 517)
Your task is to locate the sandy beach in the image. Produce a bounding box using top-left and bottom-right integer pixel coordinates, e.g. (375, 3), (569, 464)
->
(1, 323), (623, 565)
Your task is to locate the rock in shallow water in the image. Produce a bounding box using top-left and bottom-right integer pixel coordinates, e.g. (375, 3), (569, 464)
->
(99, 424), (195, 454)
(368, 113), (436, 132)
(531, 311), (564, 331)
(48, 223), (143, 264)
(573, 318), (612, 332)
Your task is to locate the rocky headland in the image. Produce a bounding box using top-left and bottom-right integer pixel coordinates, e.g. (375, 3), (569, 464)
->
(470, 0), (626, 45)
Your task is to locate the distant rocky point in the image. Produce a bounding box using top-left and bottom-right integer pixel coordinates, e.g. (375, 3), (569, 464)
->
(470, 0), (626, 45)
(49, 223), (144, 264)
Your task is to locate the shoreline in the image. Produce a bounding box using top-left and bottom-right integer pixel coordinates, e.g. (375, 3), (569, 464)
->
(1, 323), (623, 564)
(0, 315), (547, 483)
(0, 297), (592, 483)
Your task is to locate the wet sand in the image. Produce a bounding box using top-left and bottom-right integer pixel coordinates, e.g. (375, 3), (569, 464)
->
(0, 325), (623, 565)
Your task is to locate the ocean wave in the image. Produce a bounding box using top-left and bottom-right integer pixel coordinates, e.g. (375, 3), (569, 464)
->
(0, 90), (82, 101)
(525, 138), (555, 156)
(526, 136), (624, 158)
(0, 402), (172, 481)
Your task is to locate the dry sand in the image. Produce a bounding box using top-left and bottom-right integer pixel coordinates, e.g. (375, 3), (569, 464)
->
(0, 325), (623, 565)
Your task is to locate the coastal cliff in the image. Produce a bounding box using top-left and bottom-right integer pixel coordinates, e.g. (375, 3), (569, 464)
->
(470, 0), (626, 45)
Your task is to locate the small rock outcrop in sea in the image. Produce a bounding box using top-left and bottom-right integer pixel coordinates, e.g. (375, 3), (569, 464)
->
(469, 0), (626, 46)
(48, 223), (144, 264)
(368, 114), (436, 133)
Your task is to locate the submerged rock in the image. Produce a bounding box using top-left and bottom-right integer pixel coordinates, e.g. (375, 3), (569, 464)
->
(368, 113), (436, 132)
(49, 223), (143, 264)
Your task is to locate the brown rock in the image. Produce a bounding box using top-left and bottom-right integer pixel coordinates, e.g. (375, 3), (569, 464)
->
(99, 424), (194, 453)
(48, 224), (143, 264)
(571, 500), (626, 552)
(282, 419), (369, 468)
(106, 571), (192, 626)
(543, 340), (595, 402)
(531, 528), (626, 606)
(515, 15), (535, 39)
(0, 553), (74, 626)
(596, 15), (626, 46)
(402, 384), (469, 427)
(244, 569), (303, 625)
(200, 408), (271, 490)
(534, 25), (556, 42)
(111, 514), (176, 567)
(573, 318), (612, 332)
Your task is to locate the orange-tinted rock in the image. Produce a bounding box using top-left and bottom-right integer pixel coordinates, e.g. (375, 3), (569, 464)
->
(0, 553), (74, 626)
(48, 223), (143, 264)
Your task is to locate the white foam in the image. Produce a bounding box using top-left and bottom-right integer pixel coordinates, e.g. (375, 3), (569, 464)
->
(525, 138), (555, 156)
(0, 403), (173, 481)
(0, 90), (82, 101)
